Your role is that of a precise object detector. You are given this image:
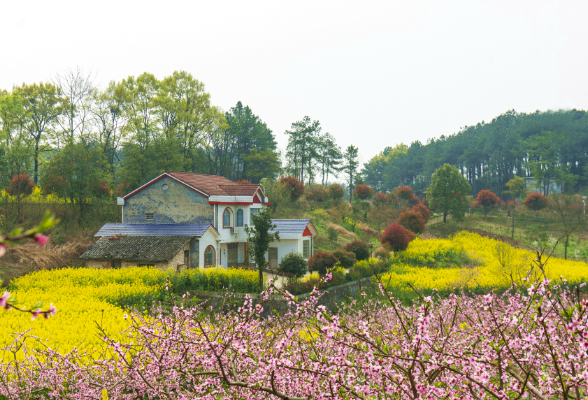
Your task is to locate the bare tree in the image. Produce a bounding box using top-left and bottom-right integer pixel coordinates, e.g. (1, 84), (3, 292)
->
(53, 67), (96, 142)
(550, 193), (584, 259)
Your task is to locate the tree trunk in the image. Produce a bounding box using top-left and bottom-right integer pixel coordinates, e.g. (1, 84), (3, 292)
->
(443, 212), (447, 224)
(259, 268), (264, 292)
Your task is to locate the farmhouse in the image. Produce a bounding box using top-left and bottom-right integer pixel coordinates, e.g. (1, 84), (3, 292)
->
(81, 172), (317, 270)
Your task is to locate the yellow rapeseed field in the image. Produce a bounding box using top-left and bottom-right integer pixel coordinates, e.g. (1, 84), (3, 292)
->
(0, 266), (259, 359)
(380, 232), (588, 293)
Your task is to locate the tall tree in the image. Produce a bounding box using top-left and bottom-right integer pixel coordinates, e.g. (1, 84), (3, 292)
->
(285, 116), (320, 185)
(19, 82), (65, 184)
(427, 163), (471, 223)
(341, 145), (359, 201)
(53, 67), (96, 141)
(244, 207), (279, 292)
(316, 133), (342, 185)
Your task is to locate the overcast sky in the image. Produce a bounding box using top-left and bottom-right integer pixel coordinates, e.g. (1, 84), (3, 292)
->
(1, 0), (587, 167)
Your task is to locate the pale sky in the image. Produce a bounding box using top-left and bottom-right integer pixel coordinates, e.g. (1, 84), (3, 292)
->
(2, 0), (587, 167)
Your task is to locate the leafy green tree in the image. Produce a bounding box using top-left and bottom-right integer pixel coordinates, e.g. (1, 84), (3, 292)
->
(427, 164), (471, 223)
(245, 207), (280, 291)
(242, 148), (281, 183)
(278, 253), (307, 278)
(285, 116), (321, 185)
(342, 145), (359, 201)
(504, 176), (526, 201)
(316, 133), (342, 185)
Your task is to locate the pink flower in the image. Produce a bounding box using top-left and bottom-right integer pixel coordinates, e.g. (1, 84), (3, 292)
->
(34, 234), (49, 247)
(31, 308), (42, 321)
(0, 291), (9, 308)
(48, 303), (56, 316)
(0, 244), (5, 258)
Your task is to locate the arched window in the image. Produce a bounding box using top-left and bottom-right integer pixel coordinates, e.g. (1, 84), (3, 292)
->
(223, 208), (232, 227)
(204, 245), (216, 267)
(236, 209), (244, 227)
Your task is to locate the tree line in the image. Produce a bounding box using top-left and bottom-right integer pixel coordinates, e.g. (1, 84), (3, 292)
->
(362, 109), (588, 198)
(0, 69), (362, 209)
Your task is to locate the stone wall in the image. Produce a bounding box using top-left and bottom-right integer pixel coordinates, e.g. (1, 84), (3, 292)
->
(190, 277), (374, 317)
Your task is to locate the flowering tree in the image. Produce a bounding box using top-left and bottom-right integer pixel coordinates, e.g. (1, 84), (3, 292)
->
(411, 203), (431, 222)
(524, 192), (549, 212)
(352, 184), (373, 200)
(6, 174), (36, 197)
(3, 249), (588, 399)
(396, 186), (414, 202)
(327, 183), (345, 201)
(380, 222), (415, 251)
(475, 189), (501, 217)
(372, 191), (390, 204)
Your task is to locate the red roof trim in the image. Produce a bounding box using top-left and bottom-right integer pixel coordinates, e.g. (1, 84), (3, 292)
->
(253, 193), (262, 204)
(123, 172), (209, 199)
(209, 201), (253, 205)
(302, 226), (313, 237)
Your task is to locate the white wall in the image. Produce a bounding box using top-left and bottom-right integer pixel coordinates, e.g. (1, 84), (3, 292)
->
(216, 204), (263, 243)
(269, 238), (301, 265)
(199, 228), (219, 267)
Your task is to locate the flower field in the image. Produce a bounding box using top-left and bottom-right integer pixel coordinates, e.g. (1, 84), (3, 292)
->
(381, 231), (588, 295)
(0, 266), (260, 359)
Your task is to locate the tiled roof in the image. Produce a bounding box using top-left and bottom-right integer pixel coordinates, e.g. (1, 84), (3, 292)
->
(167, 172), (237, 196)
(219, 184), (261, 196)
(80, 236), (190, 262)
(270, 219), (313, 235)
(94, 223), (213, 237)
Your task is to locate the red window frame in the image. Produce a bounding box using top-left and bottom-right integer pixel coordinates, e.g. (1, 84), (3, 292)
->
(222, 207), (234, 228)
(204, 245), (216, 268)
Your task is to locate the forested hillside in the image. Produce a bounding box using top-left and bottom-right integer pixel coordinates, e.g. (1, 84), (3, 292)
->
(363, 109), (588, 197)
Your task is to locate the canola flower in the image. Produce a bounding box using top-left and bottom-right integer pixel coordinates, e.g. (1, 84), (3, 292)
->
(0, 266), (260, 359)
(380, 231), (588, 293)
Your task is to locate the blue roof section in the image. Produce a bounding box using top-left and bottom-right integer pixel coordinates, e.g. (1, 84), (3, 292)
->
(270, 219), (312, 235)
(95, 223), (213, 237)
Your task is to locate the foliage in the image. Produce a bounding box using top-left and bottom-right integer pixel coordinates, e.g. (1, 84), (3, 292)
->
(380, 222), (415, 252)
(427, 163), (471, 223)
(524, 191), (549, 211)
(245, 207), (279, 291)
(475, 189), (501, 216)
(326, 226), (338, 242)
(304, 184), (328, 202)
(408, 193), (421, 206)
(260, 178), (291, 212)
(343, 240), (370, 261)
(278, 252), (307, 277)
(411, 203), (431, 222)
(396, 186), (414, 201)
(327, 183), (345, 201)
(6, 174), (35, 197)
(504, 176), (526, 200)
(352, 184), (373, 200)
(279, 175), (305, 201)
(549, 193), (585, 259)
(342, 145), (359, 200)
(372, 191), (391, 204)
(332, 249), (357, 268)
(398, 209), (426, 234)
(307, 251), (338, 275)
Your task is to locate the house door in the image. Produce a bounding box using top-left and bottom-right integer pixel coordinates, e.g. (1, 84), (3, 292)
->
(269, 247), (278, 270)
(228, 243), (238, 267)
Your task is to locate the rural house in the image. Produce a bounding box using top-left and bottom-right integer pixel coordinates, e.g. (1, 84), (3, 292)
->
(81, 172), (317, 270)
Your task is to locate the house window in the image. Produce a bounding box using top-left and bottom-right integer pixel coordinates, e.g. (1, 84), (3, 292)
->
(204, 246), (216, 268)
(145, 212), (154, 221)
(303, 240), (310, 258)
(138, 263), (155, 268)
(236, 209), (244, 227)
(250, 208), (259, 218)
(223, 208), (232, 227)
(228, 243), (238, 266)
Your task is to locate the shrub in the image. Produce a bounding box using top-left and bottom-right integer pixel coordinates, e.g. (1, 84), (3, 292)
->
(523, 192), (549, 211)
(307, 251), (338, 275)
(398, 209), (426, 234)
(396, 186), (414, 202)
(7, 174), (35, 197)
(332, 249), (357, 268)
(374, 248), (391, 263)
(327, 184), (345, 201)
(352, 184), (373, 200)
(372, 192), (391, 204)
(279, 176), (305, 201)
(475, 189), (501, 216)
(235, 179), (252, 185)
(305, 184), (328, 202)
(278, 253), (307, 277)
(327, 226), (339, 242)
(343, 240), (370, 261)
(411, 204), (431, 222)
(380, 223), (415, 252)
(408, 194), (421, 207)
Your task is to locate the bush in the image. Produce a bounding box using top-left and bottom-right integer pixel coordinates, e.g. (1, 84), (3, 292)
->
(408, 194), (421, 207)
(305, 184), (328, 202)
(279, 176), (305, 201)
(352, 184), (373, 200)
(327, 184), (345, 201)
(372, 192), (391, 204)
(327, 226), (338, 242)
(397, 186), (414, 202)
(380, 223), (415, 252)
(411, 204), (431, 222)
(307, 251), (338, 275)
(398, 209), (426, 234)
(235, 179), (252, 185)
(343, 240), (370, 261)
(475, 189), (501, 216)
(374, 248), (391, 264)
(7, 174), (35, 197)
(278, 253), (307, 277)
(332, 249), (357, 268)
(524, 192), (549, 211)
